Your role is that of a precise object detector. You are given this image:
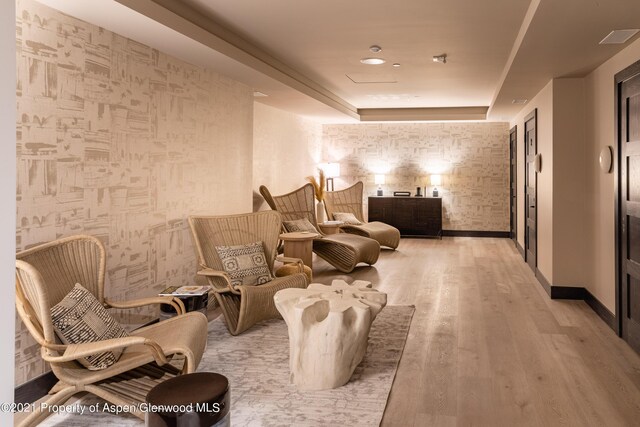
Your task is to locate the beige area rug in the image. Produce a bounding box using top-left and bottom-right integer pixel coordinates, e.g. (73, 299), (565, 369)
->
(40, 305), (414, 427)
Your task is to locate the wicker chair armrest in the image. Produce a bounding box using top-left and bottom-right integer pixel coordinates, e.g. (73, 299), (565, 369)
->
(106, 296), (186, 315)
(196, 268), (240, 295)
(42, 336), (169, 366)
(275, 256), (304, 273)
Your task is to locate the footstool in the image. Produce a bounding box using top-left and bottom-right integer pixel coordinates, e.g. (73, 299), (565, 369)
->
(274, 279), (387, 390)
(146, 372), (230, 427)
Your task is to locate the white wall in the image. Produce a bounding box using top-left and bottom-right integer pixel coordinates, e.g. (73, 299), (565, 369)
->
(2, 0), (16, 421)
(552, 79), (586, 287)
(252, 102), (322, 209)
(585, 37), (640, 311)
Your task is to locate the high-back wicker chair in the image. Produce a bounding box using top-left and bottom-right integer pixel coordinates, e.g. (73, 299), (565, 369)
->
(188, 210), (308, 336)
(324, 181), (401, 249)
(259, 183), (380, 273)
(15, 235), (208, 427)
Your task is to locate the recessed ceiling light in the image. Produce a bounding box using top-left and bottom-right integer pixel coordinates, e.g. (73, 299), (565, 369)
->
(600, 29), (639, 44)
(512, 99), (528, 105)
(432, 54), (447, 64)
(253, 91), (268, 97)
(369, 45), (382, 53)
(392, 63), (401, 67)
(360, 57), (386, 65)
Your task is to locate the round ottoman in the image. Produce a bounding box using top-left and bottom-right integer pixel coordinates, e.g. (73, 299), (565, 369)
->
(146, 372), (229, 427)
(275, 263), (312, 282)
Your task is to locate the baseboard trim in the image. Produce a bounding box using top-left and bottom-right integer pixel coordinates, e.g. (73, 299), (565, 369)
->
(584, 289), (617, 331)
(442, 230), (510, 238)
(14, 371), (57, 404)
(516, 242), (525, 258)
(533, 268), (616, 332)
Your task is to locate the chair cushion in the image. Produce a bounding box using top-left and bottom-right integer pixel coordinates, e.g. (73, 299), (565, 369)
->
(51, 284), (129, 370)
(333, 212), (363, 225)
(283, 218), (319, 233)
(215, 241), (274, 287)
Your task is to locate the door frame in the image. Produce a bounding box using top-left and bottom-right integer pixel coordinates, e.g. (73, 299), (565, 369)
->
(524, 109), (537, 273)
(615, 60), (640, 337)
(510, 125), (517, 246)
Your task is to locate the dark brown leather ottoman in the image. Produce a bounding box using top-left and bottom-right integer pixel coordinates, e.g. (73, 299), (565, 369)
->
(146, 372), (230, 427)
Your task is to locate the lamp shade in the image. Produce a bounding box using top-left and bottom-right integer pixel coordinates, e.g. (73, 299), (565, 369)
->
(430, 174), (442, 186)
(320, 162), (341, 178)
(375, 174), (386, 185)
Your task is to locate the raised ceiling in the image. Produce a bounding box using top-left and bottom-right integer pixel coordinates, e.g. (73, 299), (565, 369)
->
(38, 0), (640, 122)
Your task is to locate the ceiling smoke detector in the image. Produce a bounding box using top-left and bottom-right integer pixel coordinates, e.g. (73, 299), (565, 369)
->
(600, 29), (639, 45)
(369, 45), (382, 53)
(432, 54), (447, 64)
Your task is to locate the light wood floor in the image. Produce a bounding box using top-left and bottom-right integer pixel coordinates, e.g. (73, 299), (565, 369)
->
(312, 237), (640, 427)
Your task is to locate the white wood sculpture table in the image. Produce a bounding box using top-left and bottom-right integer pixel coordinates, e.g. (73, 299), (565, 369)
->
(274, 279), (387, 390)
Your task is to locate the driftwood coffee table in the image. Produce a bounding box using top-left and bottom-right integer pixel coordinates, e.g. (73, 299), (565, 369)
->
(274, 279), (387, 390)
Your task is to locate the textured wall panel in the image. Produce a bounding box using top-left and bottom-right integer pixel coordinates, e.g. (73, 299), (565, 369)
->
(15, 0), (253, 385)
(322, 122), (510, 231)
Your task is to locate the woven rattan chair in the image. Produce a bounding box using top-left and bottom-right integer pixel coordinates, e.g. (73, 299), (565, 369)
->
(324, 181), (401, 249)
(188, 210), (308, 336)
(15, 235), (208, 427)
(259, 183), (380, 273)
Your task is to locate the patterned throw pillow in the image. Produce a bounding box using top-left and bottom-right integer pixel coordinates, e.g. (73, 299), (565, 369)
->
(282, 218), (319, 233)
(51, 284), (129, 370)
(333, 212), (363, 225)
(215, 241), (274, 287)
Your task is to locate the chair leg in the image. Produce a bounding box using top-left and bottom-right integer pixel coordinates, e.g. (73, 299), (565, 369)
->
(17, 385), (79, 427)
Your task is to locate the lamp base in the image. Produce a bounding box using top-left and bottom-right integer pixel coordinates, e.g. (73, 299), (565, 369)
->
(377, 189), (383, 196)
(432, 188), (439, 197)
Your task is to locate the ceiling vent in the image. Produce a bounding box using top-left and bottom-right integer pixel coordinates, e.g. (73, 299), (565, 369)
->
(600, 29), (639, 45)
(512, 99), (528, 105)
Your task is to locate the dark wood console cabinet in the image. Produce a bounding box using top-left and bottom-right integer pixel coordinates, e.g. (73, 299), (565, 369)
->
(368, 196), (442, 238)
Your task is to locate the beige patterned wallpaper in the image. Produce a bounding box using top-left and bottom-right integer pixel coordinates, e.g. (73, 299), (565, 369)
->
(15, 0), (253, 385)
(322, 122), (510, 231)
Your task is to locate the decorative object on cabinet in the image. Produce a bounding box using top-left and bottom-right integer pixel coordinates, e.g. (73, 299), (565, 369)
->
(599, 146), (613, 173)
(394, 191), (411, 197)
(375, 174), (385, 196)
(415, 186), (423, 197)
(369, 196), (442, 238)
(430, 174), (442, 197)
(324, 181), (401, 249)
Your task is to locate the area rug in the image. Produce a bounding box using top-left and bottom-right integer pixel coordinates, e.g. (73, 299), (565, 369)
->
(40, 305), (414, 427)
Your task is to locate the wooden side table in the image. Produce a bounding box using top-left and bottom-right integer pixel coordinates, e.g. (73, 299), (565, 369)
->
(318, 221), (343, 235)
(279, 232), (318, 268)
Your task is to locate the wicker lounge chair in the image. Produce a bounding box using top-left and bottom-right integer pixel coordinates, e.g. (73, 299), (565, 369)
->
(259, 183), (380, 273)
(15, 235), (208, 427)
(324, 181), (401, 249)
(188, 210), (308, 336)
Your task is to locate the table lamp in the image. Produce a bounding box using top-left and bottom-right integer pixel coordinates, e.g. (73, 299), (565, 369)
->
(321, 162), (341, 191)
(430, 174), (442, 197)
(375, 174), (385, 196)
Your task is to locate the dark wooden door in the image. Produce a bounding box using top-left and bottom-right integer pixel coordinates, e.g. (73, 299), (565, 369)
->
(524, 110), (537, 272)
(510, 126), (517, 244)
(618, 64), (640, 351)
